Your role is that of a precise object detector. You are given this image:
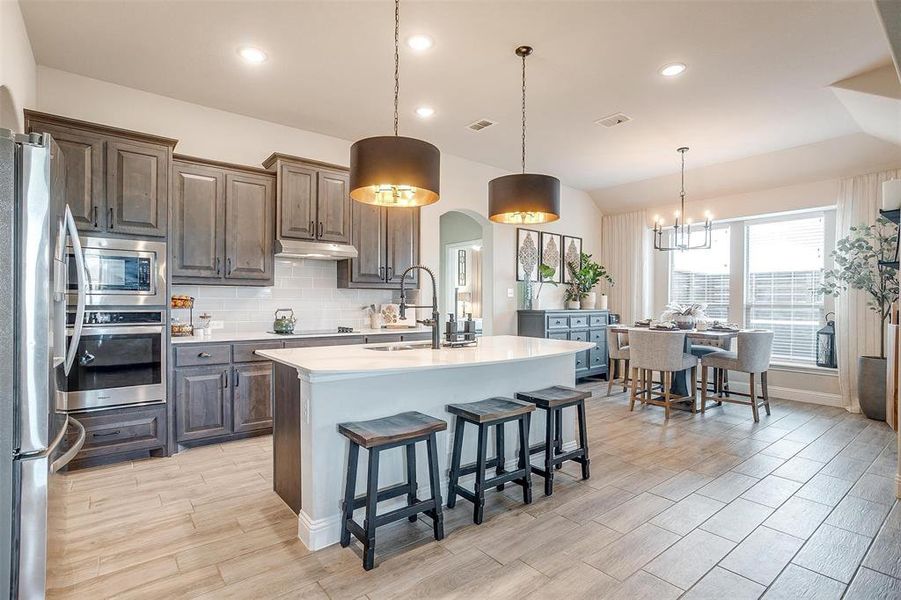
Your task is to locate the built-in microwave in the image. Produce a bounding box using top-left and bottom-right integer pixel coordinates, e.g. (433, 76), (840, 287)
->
(67, 237), (166, 306)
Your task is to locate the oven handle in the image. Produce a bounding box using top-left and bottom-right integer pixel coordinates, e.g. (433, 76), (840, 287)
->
(64, 205), (87, 376)
(66, 325), (164, 336)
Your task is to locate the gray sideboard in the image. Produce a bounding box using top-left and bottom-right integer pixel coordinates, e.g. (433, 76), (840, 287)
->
(517, 310), (609, 380)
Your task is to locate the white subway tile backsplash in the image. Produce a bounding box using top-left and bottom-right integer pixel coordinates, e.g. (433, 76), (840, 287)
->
(172, 258), (395, 334)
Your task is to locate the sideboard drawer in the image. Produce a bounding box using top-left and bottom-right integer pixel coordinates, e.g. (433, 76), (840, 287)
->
(175, 344), (232, 367)
(590, 329), (604, 344)
(548, 315), (569, 329)
(575, 351), (588, 371)
(570, 330), (588, 343)
(549, 332), (568, 341)
(589, 314), (607, 327)
(590, 349), (605, 368)
(570, 316), (589, 329)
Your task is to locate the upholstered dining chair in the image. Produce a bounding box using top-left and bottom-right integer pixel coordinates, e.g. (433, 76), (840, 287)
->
(700, 330), (774, 422)
(606, 329), (630, 396)
(629, 330), (698, 420)
(689, 336), (732, 397)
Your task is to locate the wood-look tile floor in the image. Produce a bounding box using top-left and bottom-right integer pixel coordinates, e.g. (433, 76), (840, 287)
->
(50, 381), (901, 599)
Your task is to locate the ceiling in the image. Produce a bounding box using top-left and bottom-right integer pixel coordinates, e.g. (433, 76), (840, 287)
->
(19, 0), (896, 204)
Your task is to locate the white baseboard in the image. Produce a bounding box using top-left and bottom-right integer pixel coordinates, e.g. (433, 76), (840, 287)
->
(726, 381), (843, 407)
(296, 441), (578, 550)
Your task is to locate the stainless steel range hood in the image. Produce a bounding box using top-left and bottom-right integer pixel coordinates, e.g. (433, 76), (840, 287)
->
(275, 239), (358, 260)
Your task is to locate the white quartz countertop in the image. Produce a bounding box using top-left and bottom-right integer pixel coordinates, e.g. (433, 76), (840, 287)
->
(170, 327), (432, 345)
(255, 334), (595, 378)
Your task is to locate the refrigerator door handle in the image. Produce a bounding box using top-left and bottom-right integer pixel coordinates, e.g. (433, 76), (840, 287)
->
(63, 205), (87, 375)
(50, 417), (85, 474)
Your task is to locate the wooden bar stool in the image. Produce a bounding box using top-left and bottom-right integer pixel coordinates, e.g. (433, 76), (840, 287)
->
(515, 385), (591, 496)
(446, 397), (535, 524)
(338, 411), (447, 570)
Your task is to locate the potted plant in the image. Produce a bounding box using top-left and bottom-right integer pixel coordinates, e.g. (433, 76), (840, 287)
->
(661, 302), (708, 330)
(535, 263), (558, 309)
(566, 252), (614, 309)
(818, 217), (899, 420)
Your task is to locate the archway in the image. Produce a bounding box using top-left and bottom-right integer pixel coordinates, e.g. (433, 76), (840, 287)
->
(438, 209), (494, 334)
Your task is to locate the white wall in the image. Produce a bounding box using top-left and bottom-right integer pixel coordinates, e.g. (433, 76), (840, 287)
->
(0, 0), (36, 131)
(37, 66), (603, 335)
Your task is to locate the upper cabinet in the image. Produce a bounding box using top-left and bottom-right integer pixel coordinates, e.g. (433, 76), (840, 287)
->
(25, 111), (176, 238)
(263, 153), (351, 245)
(171, 156), (275, 286)
(338, 204), (420, 289)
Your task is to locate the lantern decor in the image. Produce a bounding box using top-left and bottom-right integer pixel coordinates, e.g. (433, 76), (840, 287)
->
(816, 312), (837, 369)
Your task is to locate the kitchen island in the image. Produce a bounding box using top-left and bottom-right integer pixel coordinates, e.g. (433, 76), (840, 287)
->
(256, 334), (594, 550)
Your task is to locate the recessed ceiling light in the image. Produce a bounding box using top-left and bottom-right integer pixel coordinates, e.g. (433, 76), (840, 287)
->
(415, 106), (435, 119)
(406, 34), (434, 51)
(237, 46), (268, 64)
(659, 63), (686, 77)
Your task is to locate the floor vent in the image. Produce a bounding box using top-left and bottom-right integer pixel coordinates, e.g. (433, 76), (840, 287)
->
(467, 118), (497, 132)
(595, 113), (631, 128)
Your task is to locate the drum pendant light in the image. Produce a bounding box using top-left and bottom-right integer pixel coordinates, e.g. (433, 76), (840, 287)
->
(349, 0), (440, 207)
(488, 45), (560, 224)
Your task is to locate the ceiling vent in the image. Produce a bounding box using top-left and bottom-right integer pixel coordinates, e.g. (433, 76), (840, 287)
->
(467, 118), (497, 132)
(595, 113), (631, 128)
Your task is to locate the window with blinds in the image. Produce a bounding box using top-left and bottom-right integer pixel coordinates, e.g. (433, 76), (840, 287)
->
(745, 215), (825, 364)
(669, 227), (731, 320)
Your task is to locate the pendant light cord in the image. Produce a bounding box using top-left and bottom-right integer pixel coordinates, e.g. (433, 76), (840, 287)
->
(394, 0), (400, 137)
(680, 148), (686, 212)
(521, 52), (527, 173)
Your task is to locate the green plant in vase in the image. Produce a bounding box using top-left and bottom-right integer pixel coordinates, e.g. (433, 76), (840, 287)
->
(565, 252), (614, 309)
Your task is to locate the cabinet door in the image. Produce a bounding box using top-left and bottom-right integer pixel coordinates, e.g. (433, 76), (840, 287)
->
(316, 170), (351, 243)
(171, 162), (225, 281)
(386, 207), (420, 286)
(30, 123), (105, 232)
(175, 366), (232, 442)
(232, 363), (273, 433)
(224, 172), (274, 282)
(278, 163), (317, 240)
(350, 201), (388, 284)
(106, 140), (168, 237)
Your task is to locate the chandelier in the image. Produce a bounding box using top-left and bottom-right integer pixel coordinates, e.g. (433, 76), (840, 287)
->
(653, 147), (712, 251)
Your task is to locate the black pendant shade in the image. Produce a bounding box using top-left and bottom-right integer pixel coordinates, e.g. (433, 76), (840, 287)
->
(488, 173), (561, 224)
(349, 135), (440, 207)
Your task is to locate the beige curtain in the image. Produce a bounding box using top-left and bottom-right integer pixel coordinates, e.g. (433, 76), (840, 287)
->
(598, 210), (653, 325)
(835, 168), (901, 413)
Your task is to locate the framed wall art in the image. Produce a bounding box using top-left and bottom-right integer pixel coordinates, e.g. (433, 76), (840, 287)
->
(539, 232), (563, 283)
(515, 228), (540, 282)
(562, 235), (583, 283)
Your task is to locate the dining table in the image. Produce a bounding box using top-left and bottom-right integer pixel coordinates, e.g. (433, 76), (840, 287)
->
(607, 325), (741, 408)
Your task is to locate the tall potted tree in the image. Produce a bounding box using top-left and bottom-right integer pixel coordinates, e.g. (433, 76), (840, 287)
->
(818, 217), (899, 420)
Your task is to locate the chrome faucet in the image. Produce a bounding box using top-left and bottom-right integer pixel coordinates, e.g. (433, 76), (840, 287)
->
(398, 265), (441, 349)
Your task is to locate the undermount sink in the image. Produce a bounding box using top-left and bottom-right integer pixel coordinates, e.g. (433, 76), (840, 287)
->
(365, 342), (432, 352)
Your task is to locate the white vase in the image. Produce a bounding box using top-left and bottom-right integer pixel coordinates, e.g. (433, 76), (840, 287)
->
(580, 292), (596, 309)
(598, 294), (609, 311)
(566, 300), (581, 310)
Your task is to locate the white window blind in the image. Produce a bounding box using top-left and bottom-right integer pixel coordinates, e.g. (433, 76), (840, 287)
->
(745, 215), (825, 364)
(669, 227), (731, 320)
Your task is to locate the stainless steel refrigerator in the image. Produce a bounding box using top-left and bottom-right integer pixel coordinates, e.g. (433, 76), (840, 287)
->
(1, 129), (87, 599)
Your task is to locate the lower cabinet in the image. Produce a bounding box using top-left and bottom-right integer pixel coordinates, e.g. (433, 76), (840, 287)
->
(66, 404), (167, 470)
(174, 365), (233, 442)
(517, 309), (610, 380)
(233, 363), (274, 433)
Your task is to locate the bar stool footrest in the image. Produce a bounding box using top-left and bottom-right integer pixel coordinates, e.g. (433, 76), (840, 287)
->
(348, 481), (414, 511)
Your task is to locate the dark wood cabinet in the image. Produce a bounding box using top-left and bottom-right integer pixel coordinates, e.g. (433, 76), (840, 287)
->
(264, 153), (352, 245)
(170, 161), (224, 279)
(338, 204), (420, 289)
(106, 140), (168, 236)
(232, 363), (274, 433)
(518, 310), (610, 380)
(24, 111), (175, 238)
(171, 156), (275, 286)
(224, 172), (274, 281)
(65, 404), (167, 470)
(174, 365), (233, 442)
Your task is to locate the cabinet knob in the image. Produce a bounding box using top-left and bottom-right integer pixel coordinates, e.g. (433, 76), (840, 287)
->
(198, 352), (211, 358)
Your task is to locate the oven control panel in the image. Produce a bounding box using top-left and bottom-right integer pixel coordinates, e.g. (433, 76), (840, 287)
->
(68, 311), (165, 326)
